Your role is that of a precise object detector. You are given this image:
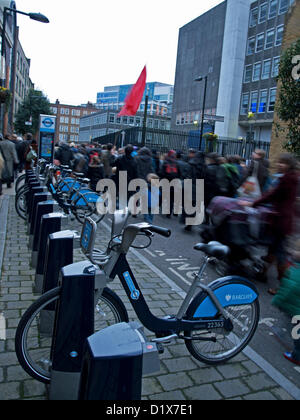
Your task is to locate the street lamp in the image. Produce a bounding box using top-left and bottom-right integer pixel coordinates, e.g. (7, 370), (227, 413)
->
(1, 7), (49, 87)
(0, 6), (49, 134)
(194, 75), (208, 151)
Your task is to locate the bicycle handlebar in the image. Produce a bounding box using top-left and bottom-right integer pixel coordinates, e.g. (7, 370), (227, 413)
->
(144, 225), (172, 238)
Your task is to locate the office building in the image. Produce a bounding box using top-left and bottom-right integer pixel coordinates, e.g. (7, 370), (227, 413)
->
(172, 0), (295, 142)
(96, 82), (173, 117)
(237, 0), (296, 141)
(79, 109), (171, 143)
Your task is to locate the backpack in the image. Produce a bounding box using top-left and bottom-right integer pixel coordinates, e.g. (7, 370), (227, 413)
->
(222, 164), (241, 197)
(164, 161), (178, 177)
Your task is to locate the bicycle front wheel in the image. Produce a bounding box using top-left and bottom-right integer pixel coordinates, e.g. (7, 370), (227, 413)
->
(15, 187), (28, 220)
(184, 298), (260, 365)
(15, 287), (128, 384)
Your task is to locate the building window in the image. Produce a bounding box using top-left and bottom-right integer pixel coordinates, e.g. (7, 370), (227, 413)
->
(265, 29), (275, 49)
(109, 113), (115, 123)
(275, 25), (284, 46)
(253, 62), (262, 81)
(241, 93), (250, 115)
(258, 90), (268, 112)
(268, 88), (277, 112)
(247, 37), (255, 55)
(249, 7), (258, 27)
(244, 65), (252, 83)
(256, 33), (265, 52)
(262, 59), (272, 79)
(269, 0), (278, 18)
(272, 56), (281, 77)
(279, 0), (289, 14)
(259, 3), (268, 23)
(250, 91), (258, 113)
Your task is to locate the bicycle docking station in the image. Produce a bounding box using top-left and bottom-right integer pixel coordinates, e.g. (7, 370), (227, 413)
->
(30, 201), (60, 269)
(48, 260), (102, 400)
(34, 213), (78, 294)
(35, 227), (80, 295)
(28, 190), (52, 248)
(47, 257), (160, 401)
(77, 322), (160, 401)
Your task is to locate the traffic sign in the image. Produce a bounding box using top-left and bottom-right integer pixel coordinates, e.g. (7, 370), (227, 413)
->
(40, 115), (56, 133)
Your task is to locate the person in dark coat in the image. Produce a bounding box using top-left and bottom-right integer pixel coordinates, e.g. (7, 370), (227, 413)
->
(114, 144), (138, 209)
(54, 142), (74, 166)
(245, 149), (270, 192)
(88, 155), (104, 191)
(240, 153), (299, 294)
(0, 133), (19, 191)
(204, 153), (228, 207)
(135, 147), (154, 181)
(181, 151), (206, 231)
(161, 150), (181, 218)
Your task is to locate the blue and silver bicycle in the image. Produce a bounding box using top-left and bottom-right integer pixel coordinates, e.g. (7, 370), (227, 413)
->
(15, 216), (260, 383)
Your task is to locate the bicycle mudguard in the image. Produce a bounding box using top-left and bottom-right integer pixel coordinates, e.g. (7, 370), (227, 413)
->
(74, 192), (104, 206)
(188, 276), (259, 319)
(59, 180), (81, 192)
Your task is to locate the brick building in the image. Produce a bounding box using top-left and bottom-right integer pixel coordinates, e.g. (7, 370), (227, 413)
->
(50, 100), (98, 144)
(269, 0), (300, 164)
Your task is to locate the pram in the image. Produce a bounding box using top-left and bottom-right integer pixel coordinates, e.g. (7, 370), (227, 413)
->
(200, 196), (277, 279)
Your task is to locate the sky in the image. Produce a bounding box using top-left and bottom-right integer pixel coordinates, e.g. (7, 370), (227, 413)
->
(16, 0), (223, 105)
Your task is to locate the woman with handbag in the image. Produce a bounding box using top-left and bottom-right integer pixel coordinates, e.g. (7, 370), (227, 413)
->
(24, 139), (38, 170)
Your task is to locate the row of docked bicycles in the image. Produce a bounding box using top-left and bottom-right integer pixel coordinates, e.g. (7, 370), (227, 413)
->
(15, 160), (104, 224)
(13, 160), (261, 387)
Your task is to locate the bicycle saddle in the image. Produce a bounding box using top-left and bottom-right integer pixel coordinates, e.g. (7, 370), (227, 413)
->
(194, 241), (230, 259)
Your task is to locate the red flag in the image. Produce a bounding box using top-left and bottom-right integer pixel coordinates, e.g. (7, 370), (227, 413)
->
(118, 66), (147, 117)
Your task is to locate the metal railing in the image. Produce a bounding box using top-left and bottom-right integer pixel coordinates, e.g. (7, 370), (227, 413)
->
(93, 127), (270, 160)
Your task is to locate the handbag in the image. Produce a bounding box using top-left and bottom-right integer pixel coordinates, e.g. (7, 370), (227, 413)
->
(238, 161), (262, 199)
(26, 147), (37, 162)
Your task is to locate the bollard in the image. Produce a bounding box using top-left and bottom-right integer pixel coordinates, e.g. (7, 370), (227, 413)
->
(38, 230), (79, 331)
(28, 191), (51, 249)
(27, 187), (48, 226)
(39, 229), (79, 295)
(27, 187), (48, 225)
(48, 260), (99, 400)
(30, 200), (59, 268)
(25, 180), (40, 215)
(34, 212), (69, 292)
(77, 322), (160, 401)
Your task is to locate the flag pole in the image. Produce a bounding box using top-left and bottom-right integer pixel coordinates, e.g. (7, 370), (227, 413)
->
(142, 87), (149, 146)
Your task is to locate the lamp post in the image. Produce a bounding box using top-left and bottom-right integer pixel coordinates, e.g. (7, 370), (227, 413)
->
(194, 75), (208, 151)
(1, 6), (49, 133)
(1, 7), (49, 86)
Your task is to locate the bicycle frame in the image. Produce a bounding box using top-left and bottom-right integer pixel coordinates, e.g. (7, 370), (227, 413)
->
(108, 252), (231, 335)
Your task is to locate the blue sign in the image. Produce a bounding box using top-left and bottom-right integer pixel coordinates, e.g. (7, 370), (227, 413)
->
(40, 115), (56, 133)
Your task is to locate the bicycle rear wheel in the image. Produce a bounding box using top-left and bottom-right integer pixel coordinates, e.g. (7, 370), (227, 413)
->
(15, 287), (128, 384)
(184, 296), (260, 365)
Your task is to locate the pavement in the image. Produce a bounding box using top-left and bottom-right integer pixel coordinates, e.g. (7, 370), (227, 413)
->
(0, 186), (299, 400)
